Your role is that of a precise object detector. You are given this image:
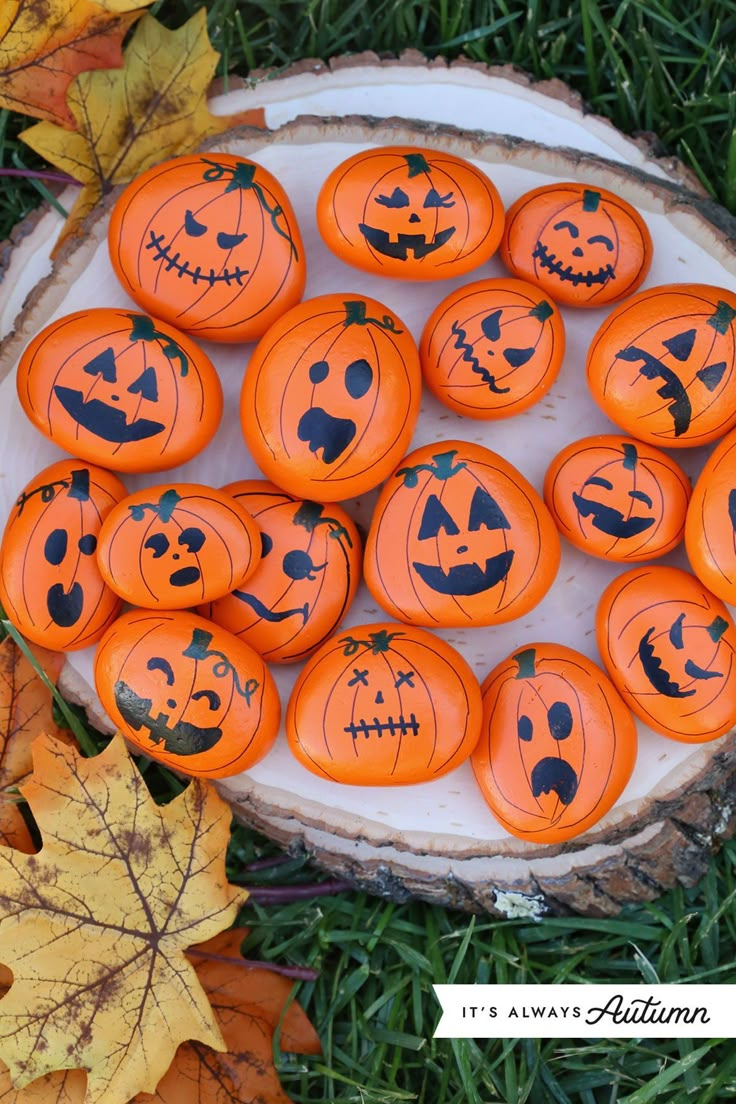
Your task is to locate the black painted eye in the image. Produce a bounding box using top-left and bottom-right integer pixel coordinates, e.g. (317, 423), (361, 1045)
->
(548, 701), (573, 740)
(418, 494), (460, 540)
(127, 366), (158, 402)
(144, 533), (170, 558)
(309, 360), (329, 384)
(83, 347), (117, 383)
(684, 659), (723, 682)
(583, 476), (613, 491)
(282, 549), (323, 580)
(394, 670), (415, 688)
(629, 489), (653, 508)
(553, 220), (579, 237)
(662, 329), (696, 361)
(179, 527), (206, 554)
(260, 532), (273, 558)
(147, 656), (175, 684)
(468, 487), (510, 532)
(44, 528), (67, 565)
(587, 234), (614, 251)
(344, 358), (373, 399)
(668, 613), (686, 650)
(191, 688), (222, 710)
(481, 310), (502, 342)
(375, 187), (410, 208)
(424, 188), (455, 209)
(78, 534), (97, 556)
(518, 715), (533, 742)
(185, 210), (207, 237)
(503, 347), (535, 368)
(216, 230), (247, 250)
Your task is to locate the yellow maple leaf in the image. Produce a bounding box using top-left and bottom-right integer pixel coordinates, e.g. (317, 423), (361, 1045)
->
(0, 732), (246, 1104)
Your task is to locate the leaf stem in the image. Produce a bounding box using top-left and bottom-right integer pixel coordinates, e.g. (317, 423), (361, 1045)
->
(186, 947), (320, 981)
(241, 879), (354, 903)
(0, 167), (78, 185)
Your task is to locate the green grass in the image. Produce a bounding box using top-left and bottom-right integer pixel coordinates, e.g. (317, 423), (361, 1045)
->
(3, 1), (736, 1101)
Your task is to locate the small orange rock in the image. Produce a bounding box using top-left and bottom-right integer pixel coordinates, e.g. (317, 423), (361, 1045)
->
(685, 425), (736, 605)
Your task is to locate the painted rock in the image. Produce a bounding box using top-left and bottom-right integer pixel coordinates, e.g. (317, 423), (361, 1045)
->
(108, 153), (305, 343)
(596, 565), (736, 743)
(587, 284), (736, 447)
(0, 459), (127, 650)
(419, 277), (565, 419)
(16, 307), (222, 472)
(471, 643), (637, 844)
(240, 294), (422, 501)
(94, 608), (281, 778)
(363, 440), (560, 628)
(685, 425), (736, 605)
(97, 484), (261, 609)
(544, 435), (691, 561)
(499, 182), (652, 307)
(199, 481), (361, 663)
(286, 622), (483, 785)
(316, 146), (504, 280)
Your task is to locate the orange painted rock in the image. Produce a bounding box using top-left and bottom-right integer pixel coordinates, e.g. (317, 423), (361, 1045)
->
(363, 440), (560, 627)
(95, 608), (281, 778)
(286, 623), (482, 784)
(240, 294), (422, 501)
(200, 481), (361, 663)
(0, 459), (127, 650)
(419, 277), (565, 419)
(587, 284), (736, 447)
(16, 307), (222, 472)
(685, 425), (736, 605)
(471, 643), (637, 843)
(108, 153), (305, 342)
(596, 565), (736, 743)
(544, 435), (691, 561)
(499, 182), (652, 307)
(316, 146), (504, 280)
(97, 484), (261, 609)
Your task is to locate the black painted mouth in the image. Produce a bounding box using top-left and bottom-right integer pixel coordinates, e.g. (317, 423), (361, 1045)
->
(54, 386), (165, 444)
(114, 680), (222, 756)
(47, 582), (83, 627)
(572, 492), (655, 539)
(533, 241), (615, 287)
(616, 345), (692, 436)
(297, 407), (356, 464)
(530, 756), (578, 805)
(412, 550), (515, 596)
(169, 566), (201, 588)
(638, 627), (696, 698)
(232, 590), (309, 626)
(146, 230), (250, 286)
(343, 713), (420, 740)
(358, 224), (456, 260)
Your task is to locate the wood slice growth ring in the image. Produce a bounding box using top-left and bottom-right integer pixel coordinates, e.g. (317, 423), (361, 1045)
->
(2, 107), (736, 918)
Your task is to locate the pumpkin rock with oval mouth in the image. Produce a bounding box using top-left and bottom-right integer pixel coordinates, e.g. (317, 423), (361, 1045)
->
(108, 153), (305, 343)
(419, 277), (565, 419)
(544, 434), (691, 562)
(500, 182), (652, 307)
(0, 459), (127, 651)
(16, 307), (222, 472)
(200, 481), (361, 663)
(95, 608), (280, 778)
(241, 294), (422, 501)
(316, 146), (504, 280)
(471, 643), (637, 844)
(685, 425), (736, 605)
(363, 440), (560, 628)
(96, 483), (261, 609)
(286, 622), (483, 785)
(596, 565), (736, 743)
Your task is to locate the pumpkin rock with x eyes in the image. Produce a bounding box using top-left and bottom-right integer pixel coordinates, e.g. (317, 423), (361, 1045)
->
(544, 435), (691, 562)
(316, 146), (504, 280)
(241, 294), (422, 501)
(596, 565), (736, 743)
(286, 623), (483, 785)
(685, 425), (736, 605)
(199, 481), (361, 663)
(471, 643), (637, 844)
(94, 608), (281, 777)
(587, 284), (736, 447)
(96, 484), (261, 609)
(108, 153), (305, 343)
(500, 182), (652, 307)
(363, 440), (560, 628)
(16, 307), (222, 472)
(0, 459), (127, 650)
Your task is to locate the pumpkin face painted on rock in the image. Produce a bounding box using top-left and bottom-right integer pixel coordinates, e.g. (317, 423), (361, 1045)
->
(199, 481), (361, 663)
(500, 183), (652, 307)
(471, 643), (637, 843)
(419, 278), (565, 419)
(94, 609), (280, 777)
(16, 308), (222, 472)
(364, 440), (560, 628)
(97, 484), (261, 609)
(587, 284), (736, 447)
(108, 153), (305, 343)
(316, 146), (504, 280)
(286, 623), (483, 784)
(685, 425), (736, 605)
(0, 459), (127, 650)
(544, 435), (691, 562)
(596, 566), (736, 742)
(241, 294), (422, 501)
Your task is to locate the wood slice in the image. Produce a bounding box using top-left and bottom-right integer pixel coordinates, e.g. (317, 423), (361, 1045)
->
(2, 113), (736, 919)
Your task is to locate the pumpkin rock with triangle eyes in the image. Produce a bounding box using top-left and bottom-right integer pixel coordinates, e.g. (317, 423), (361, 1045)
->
(94, 609), (280, 778)
(499, 182), (652, 307)
(108, 153), (305, 343)
(596, 565), (736, 743)
(241, 294), (422, 501)
(587, 284), (736, 447)
(199, 481), (361, 664)
(363, 440), (560, 628)
(0, 459), (127, 650)
(419, 277), (565, 419)
(16, 307), (222, 472)
(685, 425), (736, 605)
(96, 484), (261, 609)
(316, 146), (504, 280)
(544, 435), (691, 562)
(286, 623), (483, 785)
(471, 643), (637, 844)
